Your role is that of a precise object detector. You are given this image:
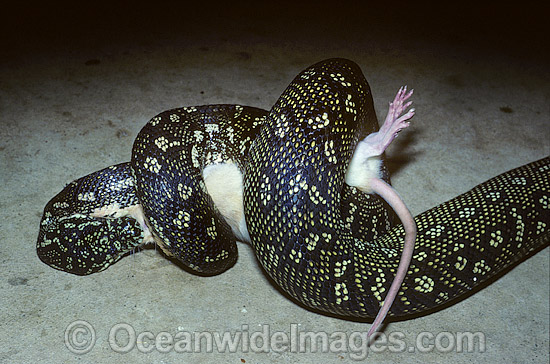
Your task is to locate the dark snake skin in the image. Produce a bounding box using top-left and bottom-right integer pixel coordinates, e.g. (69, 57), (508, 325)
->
(37, 58), (550, 319)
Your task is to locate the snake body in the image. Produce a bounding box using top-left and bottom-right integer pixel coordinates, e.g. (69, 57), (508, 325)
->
(37, 58), (550, 319)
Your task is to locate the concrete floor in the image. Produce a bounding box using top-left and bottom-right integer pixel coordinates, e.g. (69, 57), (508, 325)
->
(1, 3), (548, 363)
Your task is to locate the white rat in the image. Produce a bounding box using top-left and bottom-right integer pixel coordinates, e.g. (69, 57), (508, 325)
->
(345, 86), (416, 337)
(203, 87), (417, 337)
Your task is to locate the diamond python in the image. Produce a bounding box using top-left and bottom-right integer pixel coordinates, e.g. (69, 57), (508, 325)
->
(37, 59), (550, 324)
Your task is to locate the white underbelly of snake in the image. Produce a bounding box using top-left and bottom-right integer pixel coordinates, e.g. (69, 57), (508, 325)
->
(37, 59), (550, 337)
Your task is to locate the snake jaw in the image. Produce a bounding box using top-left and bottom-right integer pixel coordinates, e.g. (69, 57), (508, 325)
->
(90, 203), (155, 245)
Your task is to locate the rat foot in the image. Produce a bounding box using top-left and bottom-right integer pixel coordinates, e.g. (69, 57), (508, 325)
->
(345, 86), (415, 192)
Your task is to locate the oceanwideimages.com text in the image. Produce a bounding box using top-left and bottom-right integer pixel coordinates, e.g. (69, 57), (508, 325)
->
(65, 321), (486, 360)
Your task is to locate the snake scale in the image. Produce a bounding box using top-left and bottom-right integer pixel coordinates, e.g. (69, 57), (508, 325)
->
(37, 58), (550, 323)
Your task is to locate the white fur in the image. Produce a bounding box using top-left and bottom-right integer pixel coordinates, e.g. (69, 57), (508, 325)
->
(202, 163), (251, 243)
(201, 138), (384, 243)
(344, 138), (383, 193)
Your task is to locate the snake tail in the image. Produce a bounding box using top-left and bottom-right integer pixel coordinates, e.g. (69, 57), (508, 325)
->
(386, 156), (550, 317)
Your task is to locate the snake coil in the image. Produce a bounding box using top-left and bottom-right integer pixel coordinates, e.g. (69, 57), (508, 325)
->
(37, 59), (550, 322)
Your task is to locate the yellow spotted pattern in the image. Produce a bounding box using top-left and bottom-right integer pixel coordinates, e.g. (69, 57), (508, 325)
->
(244, 59), (550, 317)
(37, 59), (549, 319)
(131, 104), (267, 274)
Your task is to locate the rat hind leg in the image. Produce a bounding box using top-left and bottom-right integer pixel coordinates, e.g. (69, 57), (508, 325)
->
(345, 86), (415, 192)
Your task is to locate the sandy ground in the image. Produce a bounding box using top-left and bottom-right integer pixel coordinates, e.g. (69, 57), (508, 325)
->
(1, 3), (548, 363)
